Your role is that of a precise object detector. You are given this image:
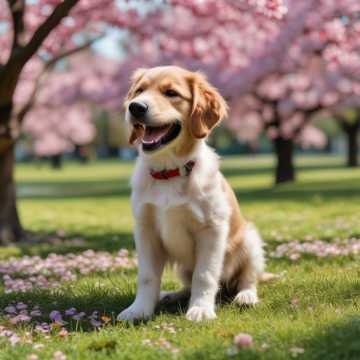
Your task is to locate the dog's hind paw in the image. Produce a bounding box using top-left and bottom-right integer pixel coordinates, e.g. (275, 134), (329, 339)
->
(234, 289), (258, 306)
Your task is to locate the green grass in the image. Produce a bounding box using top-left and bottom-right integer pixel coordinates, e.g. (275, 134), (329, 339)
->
(0, 155), (359, 359)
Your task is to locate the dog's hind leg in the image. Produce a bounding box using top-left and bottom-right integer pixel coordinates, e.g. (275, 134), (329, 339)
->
(160, 266), (192, 304)
(159, 288), (191, 305)
(233, 224), (265, 306)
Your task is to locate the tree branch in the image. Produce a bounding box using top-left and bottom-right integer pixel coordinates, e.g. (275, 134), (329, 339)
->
(21, 0), (80, 64)
(42, 34), (104, 70)
(17, 35), (103, 125)
(293, 104), (323, 136)
(7, 0), (25, 54)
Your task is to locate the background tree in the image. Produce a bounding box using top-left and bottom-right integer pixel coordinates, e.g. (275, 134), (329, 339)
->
(0, 0), (146, 243)
(18, 51), (121, 165)
(336, 109), (360, 167)
(124, 0), (360, 184)
(0, 0), (280, 243)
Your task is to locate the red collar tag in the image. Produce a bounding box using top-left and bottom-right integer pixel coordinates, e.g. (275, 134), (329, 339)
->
(150, 160), (195, 180)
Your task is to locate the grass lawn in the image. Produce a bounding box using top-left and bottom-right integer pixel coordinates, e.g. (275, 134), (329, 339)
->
(0, 155), (359, 359)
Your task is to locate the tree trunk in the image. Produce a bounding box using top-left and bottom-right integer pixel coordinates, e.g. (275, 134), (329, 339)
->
(50, 154), (63, 169)
(343, 122), (359, 168)
(273, 137), (295, 184)
(0, 144), (23, 244)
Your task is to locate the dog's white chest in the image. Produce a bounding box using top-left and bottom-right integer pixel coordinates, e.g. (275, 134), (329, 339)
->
(155, 205), (197, 270)
(142, 179), (189, 208)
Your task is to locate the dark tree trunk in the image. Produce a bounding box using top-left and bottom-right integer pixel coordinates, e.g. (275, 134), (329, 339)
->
(0, 143), (23, 244)
(343, 122), (359, 168)
(324, 136), (333, 154)
(50, 154), (63, 169)
(273, 137), (295, 184)
(0, 0), (82, 244)
(0, 100), (23, 243)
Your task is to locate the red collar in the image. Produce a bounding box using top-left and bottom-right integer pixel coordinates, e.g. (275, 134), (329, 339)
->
(150, 160), (195, 180)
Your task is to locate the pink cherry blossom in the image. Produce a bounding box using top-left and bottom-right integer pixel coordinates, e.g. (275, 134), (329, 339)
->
(271, 237), (360, 260)
(27, 355), (39, 360)
(0, 249), (136, 293)
(234, 333), (253, 349)
(53, 351), (67, 360)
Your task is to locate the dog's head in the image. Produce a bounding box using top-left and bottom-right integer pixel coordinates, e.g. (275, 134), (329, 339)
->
(124, 66), (228, 156)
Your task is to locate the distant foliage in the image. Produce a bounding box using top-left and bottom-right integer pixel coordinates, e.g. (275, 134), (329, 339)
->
(107, 0), (360, 149)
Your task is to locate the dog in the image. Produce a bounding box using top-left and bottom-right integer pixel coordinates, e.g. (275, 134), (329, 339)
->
(117, 66), (266, 322)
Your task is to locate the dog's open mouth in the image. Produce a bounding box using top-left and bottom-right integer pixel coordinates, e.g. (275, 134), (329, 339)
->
(134, 121), (181, 152)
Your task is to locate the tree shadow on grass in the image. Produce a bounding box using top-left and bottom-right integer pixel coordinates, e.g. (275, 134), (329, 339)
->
(0, 286), (137, 333)
(233, 177), (360, 205)
(155, 287), (260, 318)
(300, 316), (360, 360)
(17, 178), (132, 200)
(186, 316), (360, 360)
(221, 161), (344, 179)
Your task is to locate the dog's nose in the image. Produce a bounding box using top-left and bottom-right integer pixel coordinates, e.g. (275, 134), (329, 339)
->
(129, 101), (148, 118)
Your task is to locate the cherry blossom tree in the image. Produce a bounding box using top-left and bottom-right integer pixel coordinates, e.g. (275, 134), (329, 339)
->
(0, 0), (282, 242)
(0, 0), (150, 243)
(227, 1), (360, 182)
(125, 0), (360, 183)
(336, 108), (360, 168)
(18, 51), (120, 163)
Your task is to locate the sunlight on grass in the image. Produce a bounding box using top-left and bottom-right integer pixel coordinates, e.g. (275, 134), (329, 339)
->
(0, 155), (358, 359)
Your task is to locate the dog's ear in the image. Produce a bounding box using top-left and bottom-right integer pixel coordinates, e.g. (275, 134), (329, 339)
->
(124, 68), (147, 103)
(188, 72), (228, 139)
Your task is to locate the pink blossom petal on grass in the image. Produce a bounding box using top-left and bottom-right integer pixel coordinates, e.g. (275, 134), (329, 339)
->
(10, 314), (31, 324)
(49, 310), (62, 321)
(27, 354), (39, 360)
(30, 309), (42, 317)
(72, 312), (86, 321)
(16, 302), (28, 310)
(4, 305), (17, 314)
(64, 307), (77, 316)
(58, 328), (69, 337)
(53, 351), (67, 360)
(90, 319), (102, 328)
(290, 298), (300, 305)
(234, 333), (253, 349)
(0, 249), (137, 293)
(9, 334), (21, 346)
(35, 323), (51, 334)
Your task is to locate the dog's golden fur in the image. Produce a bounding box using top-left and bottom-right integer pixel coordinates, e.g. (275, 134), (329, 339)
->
(118, 66), (266, 322)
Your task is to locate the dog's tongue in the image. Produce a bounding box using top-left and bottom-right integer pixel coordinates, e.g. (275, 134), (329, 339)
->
(142, 125), (171, 144)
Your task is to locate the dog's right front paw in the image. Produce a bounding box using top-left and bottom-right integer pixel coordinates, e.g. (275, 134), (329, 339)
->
(117, 303), (153, 322)
(186, 305), (216, 322)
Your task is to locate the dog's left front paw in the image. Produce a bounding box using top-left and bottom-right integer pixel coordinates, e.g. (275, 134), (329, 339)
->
(186, 305), (216, 322)
(117, 303), (153, 322)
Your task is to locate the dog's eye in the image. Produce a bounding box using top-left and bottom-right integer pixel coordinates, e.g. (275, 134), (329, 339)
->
(164, 89), (179, 97)
(135, 88), (143, 95)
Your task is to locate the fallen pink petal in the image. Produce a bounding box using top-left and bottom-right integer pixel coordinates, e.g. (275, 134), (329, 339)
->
(234, 333), (253, 349)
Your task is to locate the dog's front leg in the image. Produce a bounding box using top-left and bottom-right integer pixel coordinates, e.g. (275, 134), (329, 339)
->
(117, 220), (165, 321)
(186, 224), (228, 322)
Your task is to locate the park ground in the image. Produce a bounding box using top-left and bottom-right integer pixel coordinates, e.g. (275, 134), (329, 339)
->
(0, 155), (359, 359)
